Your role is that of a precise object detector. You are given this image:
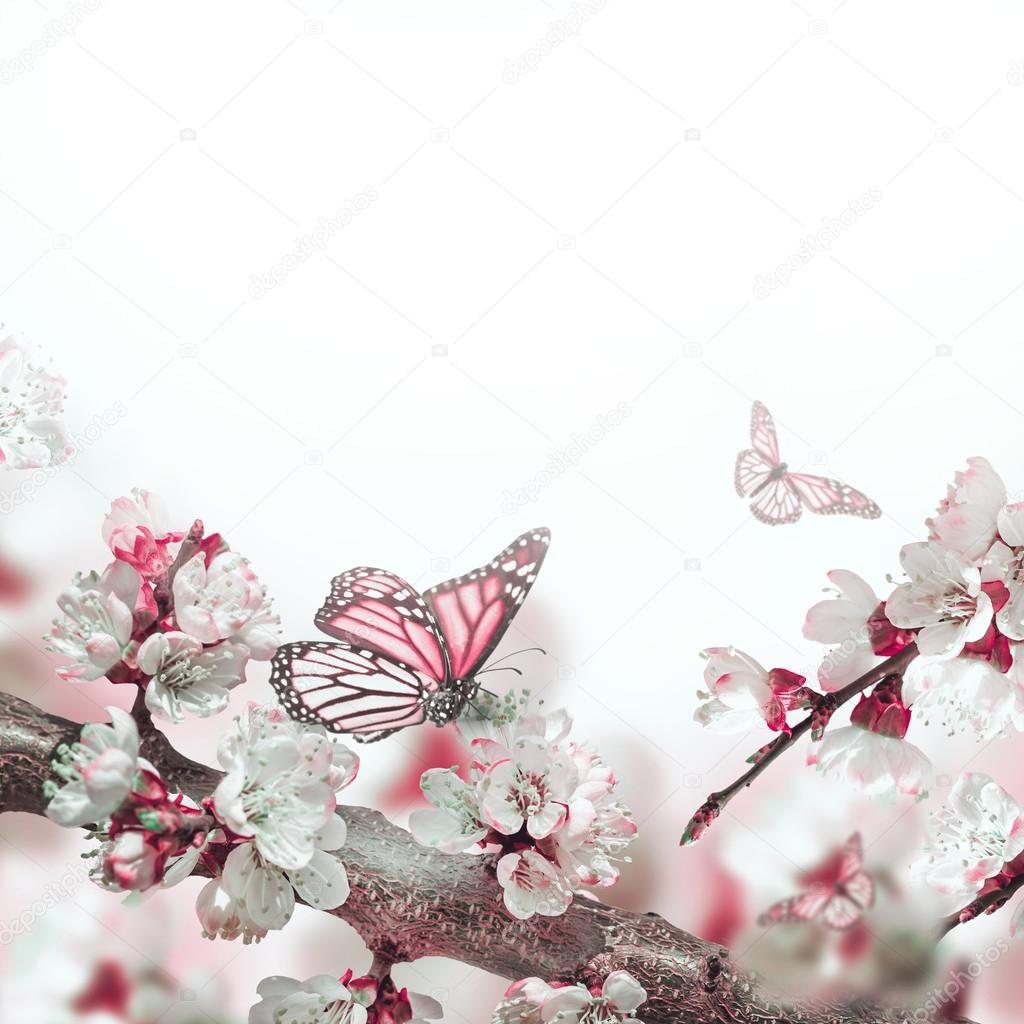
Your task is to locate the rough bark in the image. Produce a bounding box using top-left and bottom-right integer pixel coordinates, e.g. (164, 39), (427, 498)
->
(0, 691), (979, 1024)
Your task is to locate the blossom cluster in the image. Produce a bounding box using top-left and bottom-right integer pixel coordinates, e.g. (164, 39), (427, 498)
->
(250, 971), (443, 1024)
(43, 701), (360, 943)
(43, 706), (211, 892)
(196, 704), (358, 942)
(491, 972), (647, 1023)
(47, 488), (280, 722)
(0, 329), (70, 470)
(695, 458), (1024, 802)
(916, 771), (1024, 932)
(409, 693), (637, 921)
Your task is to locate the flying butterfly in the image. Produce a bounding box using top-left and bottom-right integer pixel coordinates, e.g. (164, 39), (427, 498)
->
(757, 832), (875, 931)
(270, 528), (550, 742)
(736, 401), (881, 525)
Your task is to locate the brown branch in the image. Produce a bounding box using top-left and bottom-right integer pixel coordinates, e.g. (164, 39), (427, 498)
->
(0, 688), (978, 1024)
(682, 644), (920, 844)
(938, 872), (1024, 939)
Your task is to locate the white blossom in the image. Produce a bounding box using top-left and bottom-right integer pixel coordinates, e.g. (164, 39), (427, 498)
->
(173, 551), (280, 657)
(885, 541), (992, 658)
(195, 875), (267, 944)
(137, 631), (248, 722)
(916, 772), (1024, 914)
(409, 769), (488, 853)
(803, 570), (886, 691)
(0, 331), (70, 469)
(248, 975), (368, 1024)
(496, 848), (573, 921)
(903, 655), (1024, 741)
(48, 561), (141, 681)
(693, 647), (809, 733)
(926, 457), (1006, 566)
(493, 971), (647, 1023)
(213, 705), (357, 871)
(44, 707), (140, 827)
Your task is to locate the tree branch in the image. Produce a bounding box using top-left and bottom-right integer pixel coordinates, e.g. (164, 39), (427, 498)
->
(683, 644), (920, 844)
(0, 689), (978, 1024)
(938, 872), (1024, 939)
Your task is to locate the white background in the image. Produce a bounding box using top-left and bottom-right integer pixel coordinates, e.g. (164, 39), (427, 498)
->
(3, 1), (1024, 1021)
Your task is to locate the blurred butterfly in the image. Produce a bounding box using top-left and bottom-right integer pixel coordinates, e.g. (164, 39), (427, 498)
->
(757, 832), (875, 931)
(270, 528), (550, 743)
(736, 401), (881, 525)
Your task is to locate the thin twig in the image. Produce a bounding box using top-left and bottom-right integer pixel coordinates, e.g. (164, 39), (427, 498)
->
(682, 644), (919, 844)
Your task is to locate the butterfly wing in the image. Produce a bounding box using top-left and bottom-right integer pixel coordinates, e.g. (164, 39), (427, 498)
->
(786, 473), (881, 519)
(836, 832), (864, 882)
(750, 477), (802, 526)
(750, 400), (781, 463)
(735, 449), (776, 498)
(758, 888), (832, 927)
(270, 641), (431, 742)
(821, 884), (872, 930)
(425, 528), (550, 680)
(314, 568), (448, 684)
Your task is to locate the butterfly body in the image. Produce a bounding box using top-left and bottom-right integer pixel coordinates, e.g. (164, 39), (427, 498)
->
(423, 677), (480, 726)
(736, 402), (881, 525)
(750, 461), (788, 495)
(271, 528), (550, 742)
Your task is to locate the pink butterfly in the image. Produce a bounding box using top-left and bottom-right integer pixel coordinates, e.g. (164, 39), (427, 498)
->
(271, 528), (550, 742)
(736, 401), (881, 525)
(757, 832), (876, 931)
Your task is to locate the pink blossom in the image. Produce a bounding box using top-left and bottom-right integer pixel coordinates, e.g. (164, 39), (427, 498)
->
(694, 647), (812, 734)
(102, 489), (183, 577)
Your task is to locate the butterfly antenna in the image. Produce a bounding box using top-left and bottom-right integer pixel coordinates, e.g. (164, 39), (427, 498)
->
(484, 646), (546, 668)
(475, 665), (523, 677)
